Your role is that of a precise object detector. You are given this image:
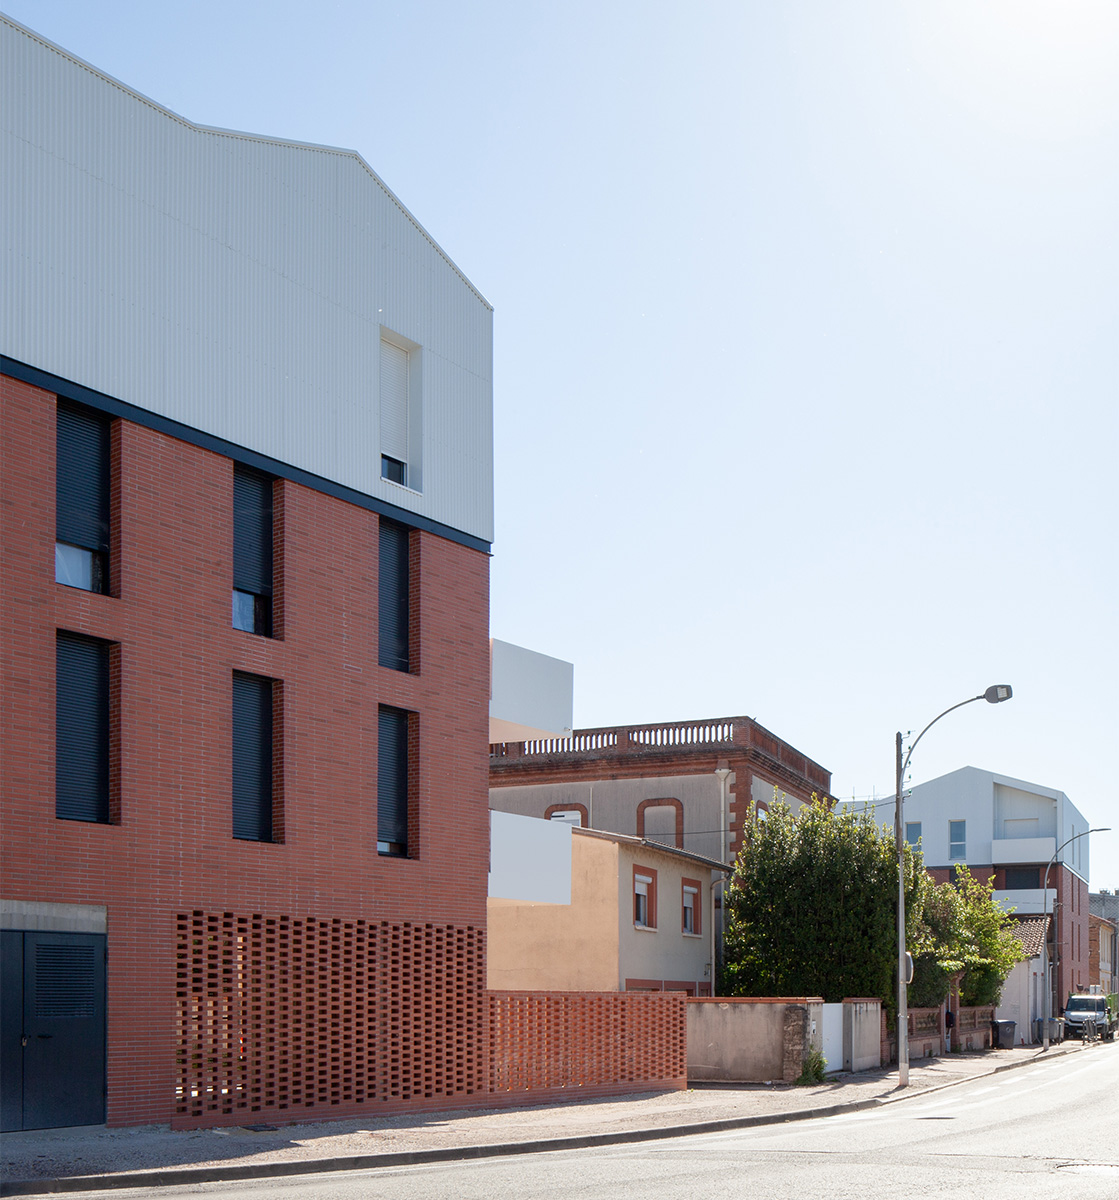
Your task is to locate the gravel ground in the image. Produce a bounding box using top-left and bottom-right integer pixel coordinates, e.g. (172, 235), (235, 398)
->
(0, 1044), (1080, 1187)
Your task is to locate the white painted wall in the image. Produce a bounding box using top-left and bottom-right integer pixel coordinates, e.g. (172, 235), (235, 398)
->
(2, 16), (493, 543)
(902, 767), (1088, 877)
(488, 811), (571, 903)
(997, 954), (1047, 1044)
(821, 1003), (843, 1072)
(489, 640), (574, 743)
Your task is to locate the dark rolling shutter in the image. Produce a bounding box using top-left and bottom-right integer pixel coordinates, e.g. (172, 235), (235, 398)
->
(378, 520), (409, 671)
(232, 672), (273, 842)
(56, 633), (109, 823)
(377, 707), (409, 851)
(56, 403), (110, 552)
(233, 467), (273, 596)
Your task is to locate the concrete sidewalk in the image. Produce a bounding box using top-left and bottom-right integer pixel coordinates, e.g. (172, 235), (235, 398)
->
(0, 1041), (1090, 1195)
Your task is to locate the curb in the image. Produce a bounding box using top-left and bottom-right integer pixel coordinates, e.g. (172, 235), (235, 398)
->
(0, 1043), (1090, 1196)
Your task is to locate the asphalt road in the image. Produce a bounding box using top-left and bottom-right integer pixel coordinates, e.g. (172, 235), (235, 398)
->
(64, 1043), (1119, 1199)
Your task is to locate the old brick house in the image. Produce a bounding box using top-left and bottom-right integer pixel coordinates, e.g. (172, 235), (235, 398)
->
(489, 715), (833, 867)
(1, 15), (492, 1130)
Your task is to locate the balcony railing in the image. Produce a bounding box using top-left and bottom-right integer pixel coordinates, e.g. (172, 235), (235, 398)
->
(491, 715), (831, 791)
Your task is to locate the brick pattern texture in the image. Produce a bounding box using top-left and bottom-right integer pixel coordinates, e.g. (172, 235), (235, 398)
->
(487, 991), (687, 1097)
(175, 910), (486, 1127)
(3, 375), (689, 1128)
(1, 377), (492, 1126)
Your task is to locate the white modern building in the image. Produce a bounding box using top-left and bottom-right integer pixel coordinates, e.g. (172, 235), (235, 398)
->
(901, 767), (1095, 1011)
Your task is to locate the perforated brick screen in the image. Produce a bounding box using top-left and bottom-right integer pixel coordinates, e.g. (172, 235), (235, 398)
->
(487, 991), (687, 1095)
(175, 911), (485, 1122)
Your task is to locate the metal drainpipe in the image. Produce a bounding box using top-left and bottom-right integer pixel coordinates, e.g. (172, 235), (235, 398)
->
(713, 768), (733, 991)
(709, 876), (724, 995)
(714, 768), (732, 866)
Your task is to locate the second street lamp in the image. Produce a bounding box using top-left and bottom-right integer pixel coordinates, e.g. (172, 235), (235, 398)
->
(894, 684), (1013, 1088)
(1041, 826), (1111, 1050)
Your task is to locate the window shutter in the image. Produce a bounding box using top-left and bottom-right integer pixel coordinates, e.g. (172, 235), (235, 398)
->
(233, 467), (273, 596)
(56, 404), (109, 552)
(378, 520), (410, 671)
(380, 340), (409, 463)
(56, 633), (110, 822)
(378, 707), (409, 849)
(232, 672), (273, 842)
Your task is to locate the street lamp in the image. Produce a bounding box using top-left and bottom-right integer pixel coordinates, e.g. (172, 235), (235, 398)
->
(894, 685), (1013, 1087)
(1041, 826), (1110, 1050)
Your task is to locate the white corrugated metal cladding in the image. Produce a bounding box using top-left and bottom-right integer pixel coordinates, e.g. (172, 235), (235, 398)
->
(2, 16), (493, 544)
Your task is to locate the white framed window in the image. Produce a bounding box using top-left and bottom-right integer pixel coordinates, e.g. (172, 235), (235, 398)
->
(905, 822), (922, 849)
(379, 331), (422, 492)
(949, 820), (966, 861)
(682, 884), (698, 935)
(634, 871), (656, 928)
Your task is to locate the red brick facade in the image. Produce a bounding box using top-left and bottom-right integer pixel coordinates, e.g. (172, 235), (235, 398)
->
(1, 375), (492, 1126)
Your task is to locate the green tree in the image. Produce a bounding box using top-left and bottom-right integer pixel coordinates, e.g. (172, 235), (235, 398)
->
(910, 866), (1021, 1008)
(720, 798), (923, 1013)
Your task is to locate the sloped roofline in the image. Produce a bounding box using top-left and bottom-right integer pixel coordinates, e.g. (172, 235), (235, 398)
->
(573, 826), (730, 873)
(2, 13), (492, 311)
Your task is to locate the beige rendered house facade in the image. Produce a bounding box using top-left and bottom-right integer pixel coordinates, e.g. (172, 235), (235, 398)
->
(487, 828), (724, 996)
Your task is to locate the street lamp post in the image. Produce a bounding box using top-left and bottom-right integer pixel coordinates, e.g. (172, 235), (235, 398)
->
(1041, 826), (1110, 1050)
(895, 684), (1013, 1087)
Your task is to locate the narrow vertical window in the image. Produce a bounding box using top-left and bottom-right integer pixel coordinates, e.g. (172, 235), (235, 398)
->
(682, 881), (700, 935)
(380, 338), (409, 486)
(232, 466), (273, 636)
(56, 403), (110, 593)
(56, 632), (110, 823)
(378, 519), (410, 671)
(232, 671), (274, 842)
(949, 820), (967, 861)
(634, 871), (656, 928)
(378, 706), (411, 856)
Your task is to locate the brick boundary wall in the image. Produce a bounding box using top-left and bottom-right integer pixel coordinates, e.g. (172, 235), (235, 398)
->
(488, 991), (688, 1099)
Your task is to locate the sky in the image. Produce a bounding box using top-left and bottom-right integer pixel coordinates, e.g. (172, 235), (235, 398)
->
(6, 1), (1117, 886)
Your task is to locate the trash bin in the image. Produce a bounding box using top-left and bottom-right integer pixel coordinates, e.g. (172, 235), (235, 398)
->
(1034, 1017), (1062, 1043)
(991, 1019), (1015, 1048)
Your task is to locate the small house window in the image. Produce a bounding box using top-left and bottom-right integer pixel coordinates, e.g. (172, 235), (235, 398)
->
(949, 820), (966, 860)
(682, 882), (699, 935)
(634, 868), (656, 929)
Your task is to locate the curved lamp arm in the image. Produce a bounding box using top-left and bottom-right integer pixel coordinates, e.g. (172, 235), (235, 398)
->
(901, 685), (1012, 782)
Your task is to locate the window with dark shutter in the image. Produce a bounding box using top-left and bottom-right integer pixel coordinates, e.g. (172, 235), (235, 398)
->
(378, 520), (410, 671)
(232, 672), (273, 842)
(1004, 866), (1041, 890)
(56, 632), (110, 823)
(56, 403), (110, 593)
(378, 706), (410, 856)
(380, 339), (409, 487)
(232, 466), (273, 636)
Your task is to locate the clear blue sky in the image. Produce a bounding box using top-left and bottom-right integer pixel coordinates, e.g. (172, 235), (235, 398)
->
(7, 1), (1117, 886)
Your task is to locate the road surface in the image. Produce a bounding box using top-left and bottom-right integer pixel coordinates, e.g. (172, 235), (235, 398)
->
(64, 1042), (1119, 1199)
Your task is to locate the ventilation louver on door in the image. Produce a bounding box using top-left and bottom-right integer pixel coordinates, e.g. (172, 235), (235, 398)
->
(35, 944), (96, 1019)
